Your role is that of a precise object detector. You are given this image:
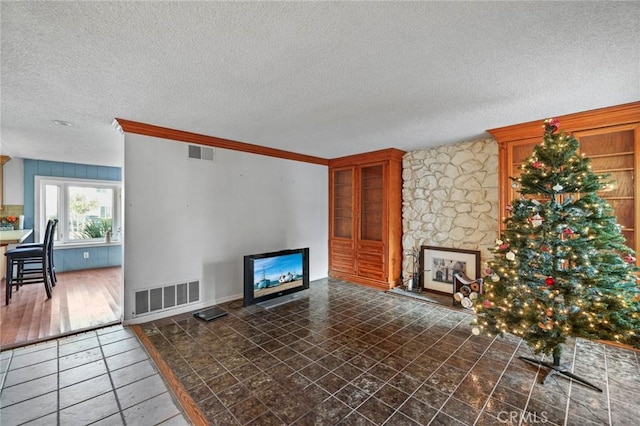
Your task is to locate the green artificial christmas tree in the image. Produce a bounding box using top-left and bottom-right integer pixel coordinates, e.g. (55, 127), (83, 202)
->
(473, 118), (640, 391)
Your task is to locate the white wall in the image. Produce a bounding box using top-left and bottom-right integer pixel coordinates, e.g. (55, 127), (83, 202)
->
(3, 157), (24, 204)
(123, 133), (328, 322)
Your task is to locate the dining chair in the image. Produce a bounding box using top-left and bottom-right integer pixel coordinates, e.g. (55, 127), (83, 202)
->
(16, 219), (58, 286)
(4, 219), (56, 304)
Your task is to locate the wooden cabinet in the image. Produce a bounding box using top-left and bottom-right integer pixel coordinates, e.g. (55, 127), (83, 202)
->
(328, 148), (404, 289)
(488, 101), (640, 257)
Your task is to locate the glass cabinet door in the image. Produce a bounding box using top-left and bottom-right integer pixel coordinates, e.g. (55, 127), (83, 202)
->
(360, 164), (384, 241)
(332, 168), (354, 239)
(576, 127), (637, 252)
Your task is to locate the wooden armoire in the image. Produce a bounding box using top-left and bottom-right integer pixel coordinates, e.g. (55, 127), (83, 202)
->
(488, 101), (640, 258)
(328, 148), (405, 290)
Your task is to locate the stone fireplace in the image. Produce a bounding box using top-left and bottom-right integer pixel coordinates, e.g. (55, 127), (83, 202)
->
(401, 138), (499, 289)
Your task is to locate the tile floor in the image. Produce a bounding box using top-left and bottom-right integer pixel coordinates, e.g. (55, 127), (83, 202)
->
(140, 278), (640, 425)
(0, 324), (189, 425)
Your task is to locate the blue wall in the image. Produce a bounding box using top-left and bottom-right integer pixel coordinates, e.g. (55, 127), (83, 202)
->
(54, 244), (122, 272)
(23, 159), (122, 272)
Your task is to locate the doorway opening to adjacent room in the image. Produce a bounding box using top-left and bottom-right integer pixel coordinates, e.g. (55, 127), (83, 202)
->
(0, 266), (122, 349)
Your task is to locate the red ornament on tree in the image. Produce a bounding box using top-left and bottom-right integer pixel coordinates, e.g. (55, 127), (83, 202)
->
(545, 277), (556, 286)
(562, 228), (574, 235)
(544, 118), (560, 134)
(532, 161), (542, 169)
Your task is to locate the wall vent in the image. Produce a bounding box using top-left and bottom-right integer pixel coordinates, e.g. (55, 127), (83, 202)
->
(188, 145), (215, 161)
(134, 280), (200, 316)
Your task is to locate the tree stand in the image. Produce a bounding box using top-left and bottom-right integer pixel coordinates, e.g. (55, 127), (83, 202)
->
(519, 352), (603, 393)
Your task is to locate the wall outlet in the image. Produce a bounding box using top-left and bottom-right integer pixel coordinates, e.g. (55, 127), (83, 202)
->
(83, 252), (89, 259)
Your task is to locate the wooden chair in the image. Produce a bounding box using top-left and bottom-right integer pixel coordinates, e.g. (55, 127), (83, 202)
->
(16, 219), (58, 286)
(4, 219), (57, 304)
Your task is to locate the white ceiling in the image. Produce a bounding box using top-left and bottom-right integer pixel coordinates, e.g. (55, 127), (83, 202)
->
(1, 1), (639, 167)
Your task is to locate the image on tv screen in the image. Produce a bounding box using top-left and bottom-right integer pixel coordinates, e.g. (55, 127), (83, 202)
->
(253, 252), (304, 298)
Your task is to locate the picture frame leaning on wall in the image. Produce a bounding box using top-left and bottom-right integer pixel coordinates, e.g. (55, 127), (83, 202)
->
(419, 245), (481, 295)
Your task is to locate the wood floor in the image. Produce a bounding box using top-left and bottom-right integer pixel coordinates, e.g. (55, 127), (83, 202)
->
(0, 266), (122, 349)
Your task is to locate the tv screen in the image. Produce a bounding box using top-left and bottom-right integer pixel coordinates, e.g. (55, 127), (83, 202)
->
(243, 247), (310, 306)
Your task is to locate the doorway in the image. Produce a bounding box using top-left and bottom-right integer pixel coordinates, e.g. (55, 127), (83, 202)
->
(0, 266), (121, 349)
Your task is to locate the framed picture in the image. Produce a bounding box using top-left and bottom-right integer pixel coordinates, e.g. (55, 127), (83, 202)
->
(419, 246), (481, 294)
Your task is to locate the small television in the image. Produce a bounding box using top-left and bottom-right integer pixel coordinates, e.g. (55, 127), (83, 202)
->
(243, 247), (310, 306)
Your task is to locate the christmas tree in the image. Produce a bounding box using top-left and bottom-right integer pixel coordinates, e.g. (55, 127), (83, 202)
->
(473, 118), (640, 389)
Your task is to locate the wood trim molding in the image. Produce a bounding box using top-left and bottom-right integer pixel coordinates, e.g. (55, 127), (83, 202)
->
(132, 325), (209, 426)
(328, 269), (397, 290)
(0, 155), (10, 166)
(328, 148), (406, 168)
(487, 101), (640, 143)
(115, 118), (329, 166)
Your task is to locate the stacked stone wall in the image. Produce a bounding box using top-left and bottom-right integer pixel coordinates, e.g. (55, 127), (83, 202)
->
(402, 138), (499, 282)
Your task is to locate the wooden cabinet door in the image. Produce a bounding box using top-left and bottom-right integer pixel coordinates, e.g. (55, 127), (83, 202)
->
(500, 138), (542, 225)
(359, 163), (385, 242)
(330, 167), (355, 274)
(574, 124), (640, 252)
(331, 167), (355, 239)
(357, 163), (386, 278)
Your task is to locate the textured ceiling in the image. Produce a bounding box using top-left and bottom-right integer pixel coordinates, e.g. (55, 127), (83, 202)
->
(1, 1), (639, 167)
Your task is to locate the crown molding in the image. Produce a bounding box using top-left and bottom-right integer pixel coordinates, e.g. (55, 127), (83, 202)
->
(487, 101), (640, 144)
(115, 119), (329, 166)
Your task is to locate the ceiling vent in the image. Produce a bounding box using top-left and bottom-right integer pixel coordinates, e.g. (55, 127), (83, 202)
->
(188, 145), (215, 162)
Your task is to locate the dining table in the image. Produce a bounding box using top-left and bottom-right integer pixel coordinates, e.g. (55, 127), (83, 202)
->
(0, 228), (34, 246)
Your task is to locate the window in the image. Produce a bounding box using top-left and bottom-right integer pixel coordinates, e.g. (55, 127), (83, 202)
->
(35, 176), (122, 244)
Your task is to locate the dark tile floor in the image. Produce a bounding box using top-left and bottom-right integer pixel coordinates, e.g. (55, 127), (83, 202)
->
(141, 278), (640, 425)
